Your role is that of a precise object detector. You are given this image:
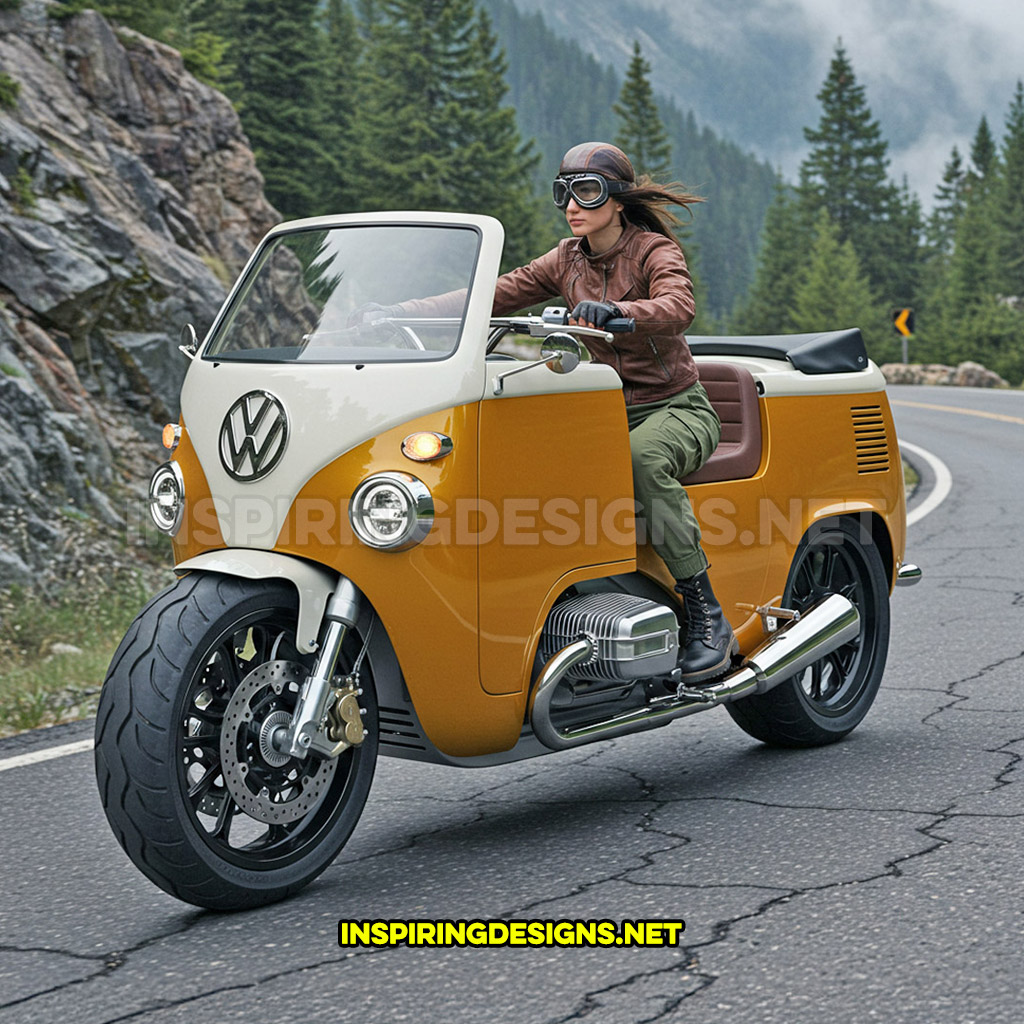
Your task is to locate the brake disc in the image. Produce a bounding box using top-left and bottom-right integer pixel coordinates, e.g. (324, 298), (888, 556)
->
(219, 660), (337, 824)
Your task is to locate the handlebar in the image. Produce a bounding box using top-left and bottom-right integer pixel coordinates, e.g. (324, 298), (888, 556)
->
(541, 306), (635, 334)
(486, 311), (635, 354)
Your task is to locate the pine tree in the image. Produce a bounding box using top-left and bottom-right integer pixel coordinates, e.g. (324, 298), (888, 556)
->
(452, 9), (549, 268)
(913, 147), (968, 362)
(797, 42), (918, 300)
(731, 177), (809, 334)
(354, 0), (548, 269)
(996, 81), (1024, 298)
(161, 1), (238, 85)
(613, 41), (671, 179)
(789, 209), (887, 357)
(317, 0), (361, 215)
(969, 116), (998, 184)
(927, 146), (967, 255)
(934, 188), (998, 351)
(877, 177), (924, 307)
(84, 0), (177, 38)
(799, 44), (889, 240)
(227, 0), (325, 219)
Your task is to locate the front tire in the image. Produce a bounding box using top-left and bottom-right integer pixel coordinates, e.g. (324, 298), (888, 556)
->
(95, 573), (378, 910)
(726, 518), (890, 747)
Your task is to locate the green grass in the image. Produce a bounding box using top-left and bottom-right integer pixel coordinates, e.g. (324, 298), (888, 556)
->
(12, 166), (36, 212)
(0, 72), (19, 110)
(903, 458), (919, 496)
(0, 569), (166, 736)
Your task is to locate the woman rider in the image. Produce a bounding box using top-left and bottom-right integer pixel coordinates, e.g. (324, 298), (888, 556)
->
(497, 141), (737, 684)
(361, 142), (736, 683)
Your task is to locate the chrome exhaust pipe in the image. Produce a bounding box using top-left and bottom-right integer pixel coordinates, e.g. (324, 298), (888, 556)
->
(530, 593), (860, 750)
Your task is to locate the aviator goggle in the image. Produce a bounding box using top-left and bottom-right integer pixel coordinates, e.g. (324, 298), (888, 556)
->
(552, 174), (630, 210)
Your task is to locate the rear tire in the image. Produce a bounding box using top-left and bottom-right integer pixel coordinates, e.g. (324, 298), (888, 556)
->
(94, 573), (378, 910)
(726, 518), (890, 747)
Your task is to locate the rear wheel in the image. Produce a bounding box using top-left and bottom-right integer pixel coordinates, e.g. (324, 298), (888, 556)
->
(95, 573), (377, 910)
(726, 518), (890, 747)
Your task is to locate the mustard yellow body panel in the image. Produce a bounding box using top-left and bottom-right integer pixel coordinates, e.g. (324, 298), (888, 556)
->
(168, 383), (905, 758)
(267, 405), (531, 757)
(754, 392), (904, 606)
(170, 423), (226, 563)
(477, 390), (638, 695)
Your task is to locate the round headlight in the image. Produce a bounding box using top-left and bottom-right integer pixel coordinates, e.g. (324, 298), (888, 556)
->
(349, 472), (433, 550)
(149, 462), (185, 535)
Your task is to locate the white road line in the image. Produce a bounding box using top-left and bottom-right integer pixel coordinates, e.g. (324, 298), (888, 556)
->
(0, 738), (93, 773)
(900, 439), (953, 526)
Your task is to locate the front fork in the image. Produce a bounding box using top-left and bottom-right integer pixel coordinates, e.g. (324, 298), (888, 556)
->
(271, 577), (364, 760)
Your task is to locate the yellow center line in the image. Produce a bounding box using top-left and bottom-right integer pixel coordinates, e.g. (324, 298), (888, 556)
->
(891, 399), (1024, 427)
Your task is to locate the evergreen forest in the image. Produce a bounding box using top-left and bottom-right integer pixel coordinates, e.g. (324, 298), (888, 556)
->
(43, 0), (1024, 381)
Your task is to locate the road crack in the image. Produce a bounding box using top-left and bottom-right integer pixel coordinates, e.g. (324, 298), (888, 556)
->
(0, 910), (211, 1011)
(532, 802), (958, 1020)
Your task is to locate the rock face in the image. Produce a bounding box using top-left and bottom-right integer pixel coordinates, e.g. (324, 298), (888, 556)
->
(880, 362), (1010, 388)
(0, 1), (278, 589)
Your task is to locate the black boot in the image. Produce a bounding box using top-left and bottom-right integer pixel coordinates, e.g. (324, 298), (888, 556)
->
(675, 571), (738, 684)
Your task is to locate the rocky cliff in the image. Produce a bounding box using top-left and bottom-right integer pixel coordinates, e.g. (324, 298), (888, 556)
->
(0, 1), (278, 589)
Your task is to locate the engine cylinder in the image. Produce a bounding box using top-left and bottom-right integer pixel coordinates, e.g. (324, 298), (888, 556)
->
(539, 593), (679, 681)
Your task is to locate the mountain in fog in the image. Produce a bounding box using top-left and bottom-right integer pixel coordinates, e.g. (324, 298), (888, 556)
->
(499, 0), (1021, 203)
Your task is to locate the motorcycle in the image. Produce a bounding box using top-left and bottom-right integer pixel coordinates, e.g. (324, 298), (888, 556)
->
(94, 212), (920, 909)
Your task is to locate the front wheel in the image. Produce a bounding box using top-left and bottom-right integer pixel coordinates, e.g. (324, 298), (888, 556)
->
(726, 518), (890, 747)
(95, 573), (378, 910)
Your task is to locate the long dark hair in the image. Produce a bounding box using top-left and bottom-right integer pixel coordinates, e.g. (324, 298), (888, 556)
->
(619, 175), (705, 246)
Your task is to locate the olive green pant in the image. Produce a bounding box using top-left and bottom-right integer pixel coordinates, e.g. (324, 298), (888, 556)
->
(627, 381), (721, 580)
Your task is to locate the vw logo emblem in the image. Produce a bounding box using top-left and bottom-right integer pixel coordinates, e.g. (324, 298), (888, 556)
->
(219, 391), (289, 482)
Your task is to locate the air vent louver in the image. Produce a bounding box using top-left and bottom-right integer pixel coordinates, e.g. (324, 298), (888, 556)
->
(851, 405), (890, 474)
(378, 705), (427, 751)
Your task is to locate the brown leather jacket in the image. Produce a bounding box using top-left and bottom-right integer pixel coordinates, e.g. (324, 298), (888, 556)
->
(492, 223), (698, 404)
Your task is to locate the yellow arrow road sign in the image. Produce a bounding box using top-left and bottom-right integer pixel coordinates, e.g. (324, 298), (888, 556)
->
(893, 308), (914, 336)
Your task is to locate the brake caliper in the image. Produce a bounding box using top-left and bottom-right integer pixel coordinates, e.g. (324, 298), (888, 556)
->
(327, 677), (366, 747)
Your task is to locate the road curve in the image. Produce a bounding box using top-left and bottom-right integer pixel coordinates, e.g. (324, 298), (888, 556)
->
(2, 382), (1023, 1024)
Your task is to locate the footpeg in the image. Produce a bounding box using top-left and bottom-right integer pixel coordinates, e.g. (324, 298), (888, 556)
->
(675, 683), (720, 703)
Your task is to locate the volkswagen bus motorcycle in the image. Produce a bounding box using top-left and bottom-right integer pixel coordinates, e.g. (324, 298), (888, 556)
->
(95, 213), (921, 910)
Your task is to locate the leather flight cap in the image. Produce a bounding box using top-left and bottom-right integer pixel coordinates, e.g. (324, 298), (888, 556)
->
(558, 142), (636, 184)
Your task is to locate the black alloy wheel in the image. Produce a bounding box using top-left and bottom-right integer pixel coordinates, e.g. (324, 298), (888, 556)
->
(95, 574), (378, 909)
(726, 517), (890, 747)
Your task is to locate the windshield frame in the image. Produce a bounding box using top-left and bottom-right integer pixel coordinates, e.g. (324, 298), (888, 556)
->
(199, 218), (484, 366)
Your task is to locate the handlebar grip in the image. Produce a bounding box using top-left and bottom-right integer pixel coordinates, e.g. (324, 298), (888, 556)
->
(540, 306), (635, 333)
(605, 317), (635, 333)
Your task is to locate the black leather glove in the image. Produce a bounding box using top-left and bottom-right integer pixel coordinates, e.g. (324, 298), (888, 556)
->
(348, 301), (403, 326)
(569, 300), (620, 328)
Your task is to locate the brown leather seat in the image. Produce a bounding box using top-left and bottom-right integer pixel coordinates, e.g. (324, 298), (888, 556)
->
(680, 362), (762, 484)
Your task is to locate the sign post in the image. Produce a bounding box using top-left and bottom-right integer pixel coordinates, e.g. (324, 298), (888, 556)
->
(892, 308), (914, 363)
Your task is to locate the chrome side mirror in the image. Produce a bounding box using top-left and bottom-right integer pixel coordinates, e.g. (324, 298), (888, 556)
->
(491, 333), (582, 395)
(178, 323), (199, 360)
(541, 333), (581, 375)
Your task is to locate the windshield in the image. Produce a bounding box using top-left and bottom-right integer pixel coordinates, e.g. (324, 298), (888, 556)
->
(203, 224), (480, 363)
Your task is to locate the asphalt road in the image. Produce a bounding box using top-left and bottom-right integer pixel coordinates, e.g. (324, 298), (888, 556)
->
(2, 382), (1023, 1023)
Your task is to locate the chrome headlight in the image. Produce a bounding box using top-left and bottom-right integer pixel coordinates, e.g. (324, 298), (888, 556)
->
(149, 462), (185, 535)
(349, 472), (433, 550)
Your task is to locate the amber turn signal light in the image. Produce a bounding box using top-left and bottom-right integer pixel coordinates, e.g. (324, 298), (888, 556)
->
(162, 423), (181, 451)
(401, 431), (453, 462)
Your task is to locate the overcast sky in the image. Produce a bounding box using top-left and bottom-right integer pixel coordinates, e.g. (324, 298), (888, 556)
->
(514, 0), (1024, 204)
(777, 0), (1024, 201)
